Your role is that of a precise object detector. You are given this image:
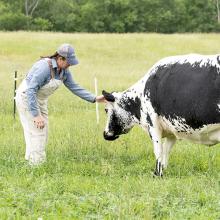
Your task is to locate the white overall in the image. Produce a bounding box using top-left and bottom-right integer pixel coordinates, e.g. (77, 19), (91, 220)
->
(16, 59), (62, 165)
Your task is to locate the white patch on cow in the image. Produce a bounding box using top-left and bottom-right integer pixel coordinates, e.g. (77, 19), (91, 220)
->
(104, 96), (136, 135)
(159, 115), (220, 145)
(112, 92), (122, 99)
(140, 54), (220, 80)
(104, 102), (114, 134)
(156, 54), (219, 71)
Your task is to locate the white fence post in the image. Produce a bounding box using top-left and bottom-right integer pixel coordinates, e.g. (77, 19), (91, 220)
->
(94, 77), (99, 124)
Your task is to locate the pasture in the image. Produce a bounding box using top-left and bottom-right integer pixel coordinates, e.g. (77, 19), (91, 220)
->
(0, 32), (219, 219)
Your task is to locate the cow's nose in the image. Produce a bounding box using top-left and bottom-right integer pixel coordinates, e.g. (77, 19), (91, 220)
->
(103, 131), (119, 141)
(103, 131), (108, 139)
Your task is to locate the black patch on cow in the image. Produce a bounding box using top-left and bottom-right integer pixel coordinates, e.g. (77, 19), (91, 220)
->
(120, 96), (141, 120)
(109, 111), (124, 135)
(144, 61), (220, 129)
(146, 113), (153, 126)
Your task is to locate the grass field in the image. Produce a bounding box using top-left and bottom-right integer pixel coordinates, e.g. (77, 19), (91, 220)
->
(0, 32), (219, 219)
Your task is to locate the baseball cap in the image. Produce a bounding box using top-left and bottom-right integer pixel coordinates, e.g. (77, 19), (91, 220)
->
(57, 43), (79, 65)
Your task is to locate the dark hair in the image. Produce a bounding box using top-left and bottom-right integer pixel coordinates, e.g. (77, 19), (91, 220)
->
(40, 52), (66, 60)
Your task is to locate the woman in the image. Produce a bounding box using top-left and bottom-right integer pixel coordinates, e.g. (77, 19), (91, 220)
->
(16, 43), (105, 165)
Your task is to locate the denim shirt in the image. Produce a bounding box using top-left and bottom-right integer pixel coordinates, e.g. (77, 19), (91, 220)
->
(25, 58), (96, 117)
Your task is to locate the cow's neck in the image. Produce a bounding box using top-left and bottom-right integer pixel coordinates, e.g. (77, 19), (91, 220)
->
(120, 81), (145, 124)
(123, 79), (145, 101)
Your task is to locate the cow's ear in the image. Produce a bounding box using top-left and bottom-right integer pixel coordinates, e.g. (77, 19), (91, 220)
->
(102, 90), (115, 102)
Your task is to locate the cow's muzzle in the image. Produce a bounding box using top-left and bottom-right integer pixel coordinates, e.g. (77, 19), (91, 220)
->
(103, 131), (119, 141)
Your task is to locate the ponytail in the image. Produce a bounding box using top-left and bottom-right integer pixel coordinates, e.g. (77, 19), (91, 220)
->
(40, 52), (59, 59)
(40, 52), (66, 61)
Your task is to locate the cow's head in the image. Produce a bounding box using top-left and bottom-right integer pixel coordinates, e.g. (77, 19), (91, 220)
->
(102, 90), (135, 141)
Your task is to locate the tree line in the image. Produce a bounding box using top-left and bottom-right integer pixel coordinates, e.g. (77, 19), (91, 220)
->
(0, 0), (220, 33)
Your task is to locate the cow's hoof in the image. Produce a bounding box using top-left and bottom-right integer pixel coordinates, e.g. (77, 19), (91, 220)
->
(153, 170), (163, 178)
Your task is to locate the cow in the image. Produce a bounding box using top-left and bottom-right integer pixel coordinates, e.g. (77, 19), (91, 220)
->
(102, 54), (220, 176)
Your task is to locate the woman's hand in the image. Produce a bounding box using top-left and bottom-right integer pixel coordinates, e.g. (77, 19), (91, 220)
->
(33, 115), (45, 129)
(95, 95), (107, 103)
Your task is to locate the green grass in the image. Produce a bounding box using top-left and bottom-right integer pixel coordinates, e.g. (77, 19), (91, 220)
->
(0, 32), (219, 219)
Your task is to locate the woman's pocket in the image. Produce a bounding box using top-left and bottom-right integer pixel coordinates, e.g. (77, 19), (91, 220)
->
(16, 92), (29, 112)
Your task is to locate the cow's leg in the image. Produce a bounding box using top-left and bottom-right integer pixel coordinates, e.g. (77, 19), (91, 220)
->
(161, 137), (176, 169)
(148, 127), (164, 177)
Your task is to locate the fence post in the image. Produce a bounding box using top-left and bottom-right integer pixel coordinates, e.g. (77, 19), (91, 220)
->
(14, 70), (17, 119)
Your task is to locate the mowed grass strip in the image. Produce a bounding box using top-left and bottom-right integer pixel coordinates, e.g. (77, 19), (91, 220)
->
(0, 32), (219, 219)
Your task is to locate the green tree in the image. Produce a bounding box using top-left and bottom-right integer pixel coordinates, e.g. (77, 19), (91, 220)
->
(0, 0), (219, 33)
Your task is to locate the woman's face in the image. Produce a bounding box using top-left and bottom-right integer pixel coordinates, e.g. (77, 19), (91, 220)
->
(57, 57), (70, 69)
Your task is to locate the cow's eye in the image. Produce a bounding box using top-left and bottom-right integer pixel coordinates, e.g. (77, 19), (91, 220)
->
(105, 109), (108, 113)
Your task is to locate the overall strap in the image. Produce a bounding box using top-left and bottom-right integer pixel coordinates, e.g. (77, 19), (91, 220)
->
(46, 59), (55, 79)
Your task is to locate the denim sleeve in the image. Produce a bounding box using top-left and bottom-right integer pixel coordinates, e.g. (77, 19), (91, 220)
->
(63, 71), (96, 103)
(26, 60), (50, 117)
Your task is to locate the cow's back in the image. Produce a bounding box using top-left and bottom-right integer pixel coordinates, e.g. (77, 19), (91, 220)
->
(144, 54), (220, 130)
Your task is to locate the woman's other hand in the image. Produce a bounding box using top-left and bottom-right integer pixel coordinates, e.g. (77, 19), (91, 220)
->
(33, 115), (45, 129)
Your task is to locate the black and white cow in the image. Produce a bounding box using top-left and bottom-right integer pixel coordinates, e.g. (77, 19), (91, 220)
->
(102, 54), (220, 176)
